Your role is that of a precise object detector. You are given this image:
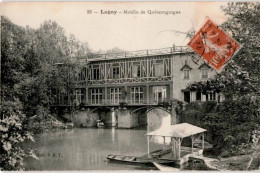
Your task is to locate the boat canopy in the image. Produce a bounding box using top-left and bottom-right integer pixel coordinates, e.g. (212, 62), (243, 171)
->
(145, 123), (207, 138)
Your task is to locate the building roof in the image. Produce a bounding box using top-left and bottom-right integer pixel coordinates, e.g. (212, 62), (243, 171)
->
(180, 64), (192, 70)
(198, 63), (211, 69)
(87, 46), (193, 62)
(145, 123), (207, 138)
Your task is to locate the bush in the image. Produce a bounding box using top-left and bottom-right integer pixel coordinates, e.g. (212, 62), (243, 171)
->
(181, 96), (260, 157)
(0, 100), (37, 170)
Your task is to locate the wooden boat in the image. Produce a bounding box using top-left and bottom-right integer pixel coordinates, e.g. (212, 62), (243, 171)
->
(106, 153), (175, 166)
(153, 162), (180, 171)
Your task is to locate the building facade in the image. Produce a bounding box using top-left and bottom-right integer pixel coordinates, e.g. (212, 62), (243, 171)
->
(58, 46), (224, 128)
(74, 46), (222, 106)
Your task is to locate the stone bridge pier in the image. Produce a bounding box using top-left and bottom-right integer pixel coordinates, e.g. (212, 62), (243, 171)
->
(61, 104), (178, 128)
(116, 104), (179, 128)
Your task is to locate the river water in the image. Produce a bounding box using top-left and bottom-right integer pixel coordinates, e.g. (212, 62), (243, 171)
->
(23, 126), (165, 171)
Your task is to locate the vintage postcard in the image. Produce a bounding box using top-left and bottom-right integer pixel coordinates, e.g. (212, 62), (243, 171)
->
(1, 1), (259, 172)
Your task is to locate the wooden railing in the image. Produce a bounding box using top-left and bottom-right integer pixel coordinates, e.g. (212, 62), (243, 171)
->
(83, 98), (171, 106)
(56, 98), (171, 107)
(88, 46), (192, 60)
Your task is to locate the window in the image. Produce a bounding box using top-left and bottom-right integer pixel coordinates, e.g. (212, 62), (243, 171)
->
(59, 92), (69, 105)
(183, 69), (190, 80)
(209, 92), (216, 101)
(110, 88), (122, 104)
(93, 67), (100, 80)
(199, 63), (210, 79)
(113, 66), (120, 79)
(131, 87), (143, 104)
(155, 63), (164, 77)
(91, 89), (102, 104)
(74, 89), (83, 105)
(153, 86), (167, 103)
(181, 63), (192, 80)
(132, 64), (141, 77)
(202, 69), (208, 79)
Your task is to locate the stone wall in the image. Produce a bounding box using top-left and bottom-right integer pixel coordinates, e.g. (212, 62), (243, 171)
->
(138, 110), (147, 126)
(117, 109), (138, 128)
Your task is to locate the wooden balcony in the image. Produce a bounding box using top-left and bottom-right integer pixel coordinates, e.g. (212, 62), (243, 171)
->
(83, 98), (172, 107)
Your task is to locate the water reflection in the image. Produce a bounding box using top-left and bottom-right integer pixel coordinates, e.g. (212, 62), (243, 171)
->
(23, 127), (150, 171)
(23, 112), (180, 171)
(111, 127), (115, 142)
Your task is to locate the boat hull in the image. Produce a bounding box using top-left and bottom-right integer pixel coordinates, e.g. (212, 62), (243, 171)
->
(106, 154), (175, 166)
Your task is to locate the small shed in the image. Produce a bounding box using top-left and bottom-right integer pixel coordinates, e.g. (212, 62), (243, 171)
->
(145, 123), (207, 160)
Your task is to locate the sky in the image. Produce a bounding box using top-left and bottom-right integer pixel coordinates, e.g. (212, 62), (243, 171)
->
(1, 2), (228, 52)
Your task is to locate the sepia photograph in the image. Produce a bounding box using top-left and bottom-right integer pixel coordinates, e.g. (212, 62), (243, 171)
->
(0, 1), (260, 172)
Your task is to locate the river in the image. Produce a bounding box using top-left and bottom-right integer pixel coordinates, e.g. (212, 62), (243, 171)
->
(23, 126), (165, 171)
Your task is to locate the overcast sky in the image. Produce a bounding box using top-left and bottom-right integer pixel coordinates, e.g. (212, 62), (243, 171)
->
(2, 2), (228, 52)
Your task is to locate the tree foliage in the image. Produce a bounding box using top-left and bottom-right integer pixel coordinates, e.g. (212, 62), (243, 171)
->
(1, 16), (89, 170)
(184, 2), (260, 156)
(188, 2), (259, 97)
(0, 100), (37, 170)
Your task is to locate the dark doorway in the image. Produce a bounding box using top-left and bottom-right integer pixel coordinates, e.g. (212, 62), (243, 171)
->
(196, 92), (201, 101)
(158, 92), (162, 102)
(184, 91), (190, 103)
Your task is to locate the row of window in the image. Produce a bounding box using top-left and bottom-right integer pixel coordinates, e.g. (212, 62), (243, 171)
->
(73, 88), (218, 105)
(183, 68), (209, 80)
(88, 86), (168, 105)
(93, 65), (209, 80)
(183, 91), (217, 103)
(91, 62), (165, 80)
(90, 87), (145, 104)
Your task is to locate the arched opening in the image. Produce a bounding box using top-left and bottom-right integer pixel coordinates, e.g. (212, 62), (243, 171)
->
(90, 107), (117, 127)
(90, 107), (113, 113)
(147, 107), (172, 149)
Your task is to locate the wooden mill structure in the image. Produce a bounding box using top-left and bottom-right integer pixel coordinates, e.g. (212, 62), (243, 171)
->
(57, 46), (221, 128)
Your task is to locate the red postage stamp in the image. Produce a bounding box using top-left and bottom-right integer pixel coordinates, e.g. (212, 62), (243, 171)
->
(188, 19), (241, 72)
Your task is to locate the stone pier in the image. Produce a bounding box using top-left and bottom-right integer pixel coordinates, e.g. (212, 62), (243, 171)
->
(61, 105), (177, 129)
(117, 109), (138, 128)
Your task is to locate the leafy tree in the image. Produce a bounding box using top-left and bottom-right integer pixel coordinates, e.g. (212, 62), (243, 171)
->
(0, 100), (37, 171)
(184, 2), (260, 156)
(1, 16), (89, 170)
(1, 16), (28, 101)
(189, 2), (259, 97)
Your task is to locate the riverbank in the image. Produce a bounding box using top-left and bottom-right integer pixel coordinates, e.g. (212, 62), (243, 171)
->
(27, 115), (75, 134)
(200, 144), (260, 171)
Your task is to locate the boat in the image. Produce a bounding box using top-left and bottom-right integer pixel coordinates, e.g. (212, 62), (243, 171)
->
(96, 120), (105, 128)
(106, 123), (207, 167)
(153, 162), (180, 171)
(106, 153), (175, 166)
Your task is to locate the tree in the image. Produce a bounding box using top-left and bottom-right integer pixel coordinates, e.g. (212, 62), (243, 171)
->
(0, 100), (37, 171)
(188, 2), (259, 98)
(1, 16), (28, 101)
(184, 2), (260, 156)
(1, 16), (90, 170)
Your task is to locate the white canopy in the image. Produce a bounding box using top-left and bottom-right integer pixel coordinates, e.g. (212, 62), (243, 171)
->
(145, 123), (206, 138)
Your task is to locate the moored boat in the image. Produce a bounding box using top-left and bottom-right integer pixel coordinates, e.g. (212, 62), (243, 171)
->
(106, 123), (208, 168)
(106, 153), (175, 166)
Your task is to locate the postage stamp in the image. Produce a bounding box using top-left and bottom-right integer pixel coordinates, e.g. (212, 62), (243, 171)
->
(188, 19), (241, 72)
